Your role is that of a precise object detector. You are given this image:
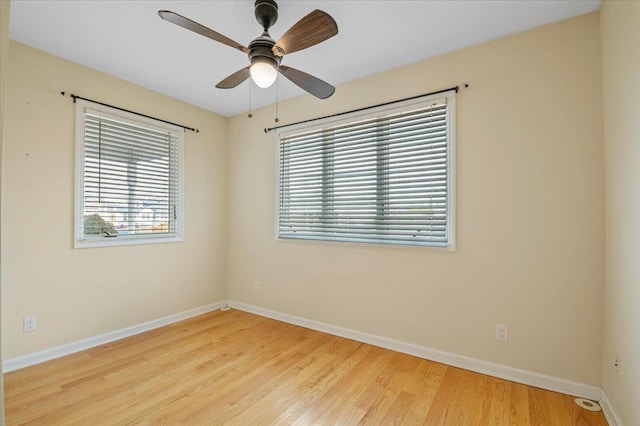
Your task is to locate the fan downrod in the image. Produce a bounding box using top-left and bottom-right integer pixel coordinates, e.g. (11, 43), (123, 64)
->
(255, 0), (278, 31)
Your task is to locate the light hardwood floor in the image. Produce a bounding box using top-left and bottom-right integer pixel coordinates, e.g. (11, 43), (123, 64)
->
(5, 309), (607, 425)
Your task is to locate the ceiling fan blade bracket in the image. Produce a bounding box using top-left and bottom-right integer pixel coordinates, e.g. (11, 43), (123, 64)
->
(273, 46), (286, 57)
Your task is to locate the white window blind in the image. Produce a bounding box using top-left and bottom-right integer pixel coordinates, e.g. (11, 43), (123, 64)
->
(75, 100), (184, 247)
(278, 95), (455, 248)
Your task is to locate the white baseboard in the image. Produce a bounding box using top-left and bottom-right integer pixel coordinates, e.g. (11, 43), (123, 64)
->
(3, 301), (226, 372)
(600, 390), (623, 426)
(228, 300), (602, 401)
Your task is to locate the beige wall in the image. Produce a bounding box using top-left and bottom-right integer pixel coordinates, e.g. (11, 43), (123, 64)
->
(227, 13), (605, 386)
(601, 1), (640, 423)
(2, 41), (228, 359)
(1, 0), (11, 421)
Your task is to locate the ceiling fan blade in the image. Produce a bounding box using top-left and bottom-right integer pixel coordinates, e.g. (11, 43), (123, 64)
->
(216, 67), (251, 89)
(158, 10), (250, 54)
(279, 65), (335, 99)
(272, 10), (338, 57)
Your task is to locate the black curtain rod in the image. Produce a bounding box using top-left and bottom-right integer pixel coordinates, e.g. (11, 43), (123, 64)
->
(264, 84), (467, 133)
(61, 91), (200, 133)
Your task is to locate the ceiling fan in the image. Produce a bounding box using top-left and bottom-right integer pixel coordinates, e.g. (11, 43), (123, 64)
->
(158, 0), (338, 99)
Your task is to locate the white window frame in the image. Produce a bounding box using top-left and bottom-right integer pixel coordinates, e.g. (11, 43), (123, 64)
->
(74, 99), (185, 248)
(276, 92), (456, 250)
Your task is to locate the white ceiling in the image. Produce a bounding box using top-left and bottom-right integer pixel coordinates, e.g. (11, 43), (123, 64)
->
(9, 0), (600, 117)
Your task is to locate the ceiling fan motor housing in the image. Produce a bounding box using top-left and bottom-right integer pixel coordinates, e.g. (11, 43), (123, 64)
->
(248, 33), (281, 69)
(255, 0), (278, 30)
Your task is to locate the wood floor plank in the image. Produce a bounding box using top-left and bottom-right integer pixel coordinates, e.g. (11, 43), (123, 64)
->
(441, 368), (490, 425)
(477, 377), (510, 425)
(287, 343), (376, 424)
(401, 360), (448, 424)
(271, 340), (366, 424)
(4, 309), (609, 425)
(358, 354), (421, 424)
(529, 386), (558, 425)
(340, 352), (408, 424)
(510, 381), (532, 425)
(296, 346), (394, 425)
(422, 365), (464, 425)
(378, 391), (415, 425)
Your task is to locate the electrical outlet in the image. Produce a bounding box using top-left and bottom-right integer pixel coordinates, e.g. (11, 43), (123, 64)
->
(496, 324), (508, 341)
(254, 281), (260, 292)
(23, 316), (37, 332)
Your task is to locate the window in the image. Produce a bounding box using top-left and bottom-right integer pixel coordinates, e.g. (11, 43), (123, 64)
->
(278, 92), (455, 249)
(75, 99), (184, 248)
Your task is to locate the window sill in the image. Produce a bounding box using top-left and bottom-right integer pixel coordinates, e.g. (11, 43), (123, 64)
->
(276, 234), (455, 252)
(74, 234), (183, 249)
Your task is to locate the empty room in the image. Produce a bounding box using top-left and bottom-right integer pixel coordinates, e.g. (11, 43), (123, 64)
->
(0, 0), (638, 424)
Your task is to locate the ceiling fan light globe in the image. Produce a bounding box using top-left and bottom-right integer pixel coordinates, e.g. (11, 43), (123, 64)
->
(250, 60), (278, 88)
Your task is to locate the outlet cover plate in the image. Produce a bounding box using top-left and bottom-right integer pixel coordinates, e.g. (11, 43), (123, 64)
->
(24, 316), (37, 332)
(496, 324), (508, 341)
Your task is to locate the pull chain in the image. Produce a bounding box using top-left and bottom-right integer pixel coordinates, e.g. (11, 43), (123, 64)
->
(248, 82), (253, 118)
(275, 76), (280, 123)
